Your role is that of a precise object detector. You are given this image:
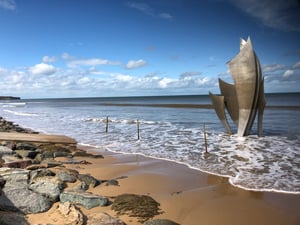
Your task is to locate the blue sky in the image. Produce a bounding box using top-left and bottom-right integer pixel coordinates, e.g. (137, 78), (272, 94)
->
(0, 0), (299, 98)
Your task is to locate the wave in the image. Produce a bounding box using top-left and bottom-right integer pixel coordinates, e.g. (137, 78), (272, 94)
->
(3, 109), (39, 117)
(0, 102), (27, 108)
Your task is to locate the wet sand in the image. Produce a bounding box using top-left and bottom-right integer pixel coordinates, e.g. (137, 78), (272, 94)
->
(27, 145), (300, 225)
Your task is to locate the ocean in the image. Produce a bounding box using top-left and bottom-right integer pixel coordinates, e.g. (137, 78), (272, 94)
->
(0, 93), (299, 194)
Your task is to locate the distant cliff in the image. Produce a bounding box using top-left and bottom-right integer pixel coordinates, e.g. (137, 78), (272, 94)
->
(0, 96), (21, 100)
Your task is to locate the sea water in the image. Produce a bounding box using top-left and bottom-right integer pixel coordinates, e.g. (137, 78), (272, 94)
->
(0, 93), (299, 194)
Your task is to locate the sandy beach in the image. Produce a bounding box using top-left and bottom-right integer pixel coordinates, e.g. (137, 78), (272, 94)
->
(26, 144), (300, 225)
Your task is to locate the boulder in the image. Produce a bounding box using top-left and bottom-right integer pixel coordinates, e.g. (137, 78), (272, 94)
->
(54, 151), (73, 158)
(0, 167), (29, 187)
(29, 168), (55, 181)
(56, 168), (78, 183)
(77, 173), (100, 187)
(72, 181), (89, 191)
(2, 154), (22, 162)
(0, 146), (14, 156)
(0, 186), (52, 214)
(2, 159), (32, 169)
(42, 151), (54, 159)
(0, 212), (30, 225)
(15, 142), (37, 151)
(87, 212), (126, 225)
(29, 176), (65, 201)
(145, 219), (180, 225)
(0, 175), (5, 187)
(60, 190), (108, 209)
(54, 202), (84, 225)
(15, 150), (38, 159)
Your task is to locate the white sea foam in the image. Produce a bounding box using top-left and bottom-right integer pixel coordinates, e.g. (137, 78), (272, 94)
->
(3, 109), (38, 117)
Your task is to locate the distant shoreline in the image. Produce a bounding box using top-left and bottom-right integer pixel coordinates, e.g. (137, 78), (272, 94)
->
(0, 96), (20, 100)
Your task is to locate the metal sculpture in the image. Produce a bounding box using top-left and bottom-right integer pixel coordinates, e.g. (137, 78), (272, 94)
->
(209, 37), (266, 136)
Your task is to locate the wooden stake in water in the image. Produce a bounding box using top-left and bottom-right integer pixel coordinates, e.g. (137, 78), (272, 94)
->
(203, 123), (208, 153)
(105, 116), (109, 133)
(137, 119), (140, 140)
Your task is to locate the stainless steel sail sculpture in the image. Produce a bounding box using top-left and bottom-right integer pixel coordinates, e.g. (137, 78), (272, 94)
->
(209, 37), (266, 136)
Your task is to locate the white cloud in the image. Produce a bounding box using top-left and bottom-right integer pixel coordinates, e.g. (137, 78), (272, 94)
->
(293, 61), (300, 69)
(283, 69), (294, 78)
(180, 71), (202, 79)
(0, 0), (16, 10)
(62, 53), (120, 68)
(125, 59), (147, 69)
(29, 63), (56, 75)
(126, 2), (173, 20)
(159, 13), (173, 20)
(229, 0), (300, 31)
(42, 56), (57, 63)
(262, 64), (285, 73)
(158, 77), (174, 88)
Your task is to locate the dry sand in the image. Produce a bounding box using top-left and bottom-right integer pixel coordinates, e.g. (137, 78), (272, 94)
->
(27, 145), (300, 225)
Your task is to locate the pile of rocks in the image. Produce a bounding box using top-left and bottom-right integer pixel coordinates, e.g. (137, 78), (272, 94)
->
(0, 118), (180, 225)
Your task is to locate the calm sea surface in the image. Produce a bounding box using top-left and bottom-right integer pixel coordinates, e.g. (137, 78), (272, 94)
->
(1, 93), (299, 194)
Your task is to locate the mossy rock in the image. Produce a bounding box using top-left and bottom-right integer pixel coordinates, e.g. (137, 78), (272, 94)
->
(111, 194), (161, 223)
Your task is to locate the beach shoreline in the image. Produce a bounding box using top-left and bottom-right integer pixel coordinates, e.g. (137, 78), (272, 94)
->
(28, 143), (300, 225)
(1, 117), (300, 225)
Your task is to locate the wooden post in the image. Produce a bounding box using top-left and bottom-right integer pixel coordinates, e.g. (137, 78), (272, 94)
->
(105, 116), (109, 133)
(137, 119), (140, 140)
(203, 123), (208, 153)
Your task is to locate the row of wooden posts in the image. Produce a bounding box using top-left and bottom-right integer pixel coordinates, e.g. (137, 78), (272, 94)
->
(104, 116), (208, 153)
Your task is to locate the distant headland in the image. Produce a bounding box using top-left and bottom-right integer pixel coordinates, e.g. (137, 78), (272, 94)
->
(0, 96), (21, 100)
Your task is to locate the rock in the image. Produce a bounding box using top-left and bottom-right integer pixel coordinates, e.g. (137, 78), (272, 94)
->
(0, 175), (5, 187)
(77, 174), (100, 187)
(29, 168), (55, 181)
(0, 146), (14, 156)
(73, 181), (89, 191)
(60, 190), (108, 209)
(29, 176), (65, 201)
(15, 142), (37, 151)
(26, 164), (47, 171)
(15, 150), (38, 159)
(106, 179), (119, 186)
(0, 157), (4, 167)
(40, 144), (71, 154)
(0, 141), (16, 149)
(2, 154), (22, 162)
(0, 167), (29, 186)
(2, 159), (32, 169)
(42, 151), (54, 159)
(55, 202), (84, 225)
(72, 150), (104, 158)
(111, 194), (161, 223)
(54, 151), (73, 158)
(0, 212), (30, 225)
(41, 159), (63, 168)
(0, 186), (52, 214)
(87, 212), (126, 225)
(56, 168), (78, 183)
(145, 219), (180, 225)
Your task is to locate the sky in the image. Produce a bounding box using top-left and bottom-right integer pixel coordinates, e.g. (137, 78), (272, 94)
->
(0, 0), (299, 98)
